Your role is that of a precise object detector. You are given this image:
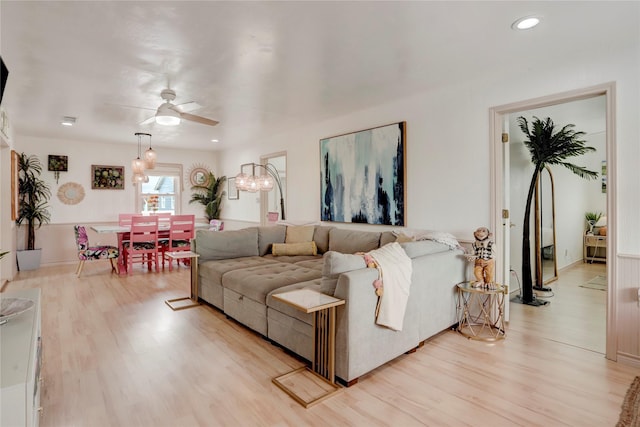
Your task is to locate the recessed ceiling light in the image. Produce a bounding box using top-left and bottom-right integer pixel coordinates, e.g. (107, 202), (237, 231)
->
(211, 139), (219, 143)
(512, 16), (541, 30)
(61, 116), (76, 126)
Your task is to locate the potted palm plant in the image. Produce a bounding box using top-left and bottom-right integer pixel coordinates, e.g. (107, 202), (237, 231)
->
(189, 172), (226, 221)
(16, 153), (51, 270)
(516, 116), (598, 306)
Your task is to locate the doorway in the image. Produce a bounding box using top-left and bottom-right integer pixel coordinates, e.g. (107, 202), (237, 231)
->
(490, 82), (617, 360)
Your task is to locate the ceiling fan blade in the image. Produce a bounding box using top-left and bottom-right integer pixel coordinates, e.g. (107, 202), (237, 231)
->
(175, 101), (202, 113)
(140, 115), (156, 125)
(106, 102), (156, 111)
(180, 112), (219, 126)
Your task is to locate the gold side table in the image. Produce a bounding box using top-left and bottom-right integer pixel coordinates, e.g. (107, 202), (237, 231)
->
(456, 281), (507, 341)
(164, 251), (200, 310)
(271, 289), (345, 408)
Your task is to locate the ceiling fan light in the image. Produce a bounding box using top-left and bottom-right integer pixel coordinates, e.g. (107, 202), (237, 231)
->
(155, 104), (181, 126)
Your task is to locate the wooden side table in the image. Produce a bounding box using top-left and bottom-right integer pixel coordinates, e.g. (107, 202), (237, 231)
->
(271, 289), (345, 408)
(456, 281), (507, 341)
(583, 234), (607, 263)
(164, 251), (201, 310)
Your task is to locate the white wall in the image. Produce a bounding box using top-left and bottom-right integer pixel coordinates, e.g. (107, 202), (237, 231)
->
(217, 47), (638, 253)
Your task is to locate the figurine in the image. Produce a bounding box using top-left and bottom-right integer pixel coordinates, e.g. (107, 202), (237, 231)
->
(466, 227), (496, 289)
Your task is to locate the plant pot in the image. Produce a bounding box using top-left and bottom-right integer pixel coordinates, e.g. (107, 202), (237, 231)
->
(16, 249), (42, 271)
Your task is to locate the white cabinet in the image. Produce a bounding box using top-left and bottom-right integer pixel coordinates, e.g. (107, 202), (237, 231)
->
(1, 288), (42, 427)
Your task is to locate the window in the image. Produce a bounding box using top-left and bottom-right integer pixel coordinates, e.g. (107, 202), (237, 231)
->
(135, 163), (183, 214)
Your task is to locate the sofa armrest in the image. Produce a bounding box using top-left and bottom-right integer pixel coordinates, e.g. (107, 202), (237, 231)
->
(332, 268), (420, 382)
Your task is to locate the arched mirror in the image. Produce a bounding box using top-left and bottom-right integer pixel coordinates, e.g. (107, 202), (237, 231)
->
(535, 166), (558, 289)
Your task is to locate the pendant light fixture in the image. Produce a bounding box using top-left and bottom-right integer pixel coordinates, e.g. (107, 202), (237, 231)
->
(143, 133), (157, 169)
(132, 132), (153, 184)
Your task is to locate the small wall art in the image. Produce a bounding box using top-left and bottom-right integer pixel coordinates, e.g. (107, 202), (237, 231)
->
(228, 177), (239, 200)
(320, 121), (406, 226)
(91, 165), (125, 189)
(48, 154), (68, 184)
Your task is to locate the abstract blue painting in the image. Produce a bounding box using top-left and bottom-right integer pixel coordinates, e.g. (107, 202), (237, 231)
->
(320, 122), (405, 225)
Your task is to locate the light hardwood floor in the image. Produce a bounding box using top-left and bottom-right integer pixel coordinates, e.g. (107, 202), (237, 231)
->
(3, 260), (638, 426)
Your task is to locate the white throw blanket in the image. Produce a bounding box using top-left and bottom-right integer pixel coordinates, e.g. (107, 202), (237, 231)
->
(367, 242), (413, 331)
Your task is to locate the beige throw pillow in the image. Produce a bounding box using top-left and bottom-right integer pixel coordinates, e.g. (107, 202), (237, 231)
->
(285, 225), (315, 243)
(272, 241), (318, 256)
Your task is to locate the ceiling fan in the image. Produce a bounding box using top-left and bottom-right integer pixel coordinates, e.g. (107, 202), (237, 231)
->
(140, 88), (219, 127)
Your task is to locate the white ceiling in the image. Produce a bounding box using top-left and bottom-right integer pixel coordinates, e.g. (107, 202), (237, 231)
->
(0, 1), (637, 151)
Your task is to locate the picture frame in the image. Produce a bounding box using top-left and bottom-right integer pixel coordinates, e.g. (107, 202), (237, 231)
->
(47, 155), (68, 172)
(320, 121), (406, 226)
(228, 177), (239, 200)
(91, 165), (125, 189)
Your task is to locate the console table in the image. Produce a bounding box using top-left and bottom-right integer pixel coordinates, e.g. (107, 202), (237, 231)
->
(271, 289), (345, 408)
(1, 288), (42, 427)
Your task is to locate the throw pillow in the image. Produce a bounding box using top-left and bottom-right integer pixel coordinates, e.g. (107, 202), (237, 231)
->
(272, 241), (318, 256)
(394, 233), (415, 243)
(285, 225), (315, 243)
(320, 251), (367, 295)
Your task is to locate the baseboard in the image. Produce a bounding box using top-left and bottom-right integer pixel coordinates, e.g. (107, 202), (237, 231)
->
(617, 352), (640, 368)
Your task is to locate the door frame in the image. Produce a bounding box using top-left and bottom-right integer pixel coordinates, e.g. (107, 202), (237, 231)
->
(489, 82), (617, 361)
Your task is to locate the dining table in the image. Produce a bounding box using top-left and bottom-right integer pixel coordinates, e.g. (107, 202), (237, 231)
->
(91, 222), (210, 274)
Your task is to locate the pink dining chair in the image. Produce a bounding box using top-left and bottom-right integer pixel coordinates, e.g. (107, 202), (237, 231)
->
(162, 214), (195, 271)
(123, 215), (160, 274)
(118, 213), (136, 227)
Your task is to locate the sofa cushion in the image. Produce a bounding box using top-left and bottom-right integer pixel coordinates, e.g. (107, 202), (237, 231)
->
(196, 228), (258, 260)
(222, 263), (322, 303)
(285, 225), (316, 243)
(272, 241), (317, 256)
(313, 226), (333, 254)
(258, 225), (286, 256)
(266, 279), (321, 324)
(328, 228), (381, 253)
(262, 254), (321, 264)
(320, 251), (367, 295)
(199, 256), (279, 287)
(400, 240), (452, 259)
(294, 258), (324, 271)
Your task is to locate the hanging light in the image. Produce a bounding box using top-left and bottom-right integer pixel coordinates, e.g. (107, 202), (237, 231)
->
(235, 172), (249, 190)
(258, 173), (274, 191)
(143, 133), (157, 169)
(234, 162), (286, 220)
(132, 132), (150, 184)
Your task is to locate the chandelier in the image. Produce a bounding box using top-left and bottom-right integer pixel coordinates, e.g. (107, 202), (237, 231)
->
(131, 132), (156, 184)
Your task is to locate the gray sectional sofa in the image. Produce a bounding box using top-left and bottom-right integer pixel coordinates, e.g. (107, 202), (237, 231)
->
(194, 224), (467, 384)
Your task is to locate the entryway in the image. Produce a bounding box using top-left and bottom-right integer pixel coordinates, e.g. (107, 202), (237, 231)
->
(489, 82), (616, 360)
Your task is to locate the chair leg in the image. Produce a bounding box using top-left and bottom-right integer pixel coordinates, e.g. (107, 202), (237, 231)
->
(76, 260), (85, 277)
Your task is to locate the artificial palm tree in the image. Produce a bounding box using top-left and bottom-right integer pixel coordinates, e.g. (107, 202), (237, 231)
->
(16, 153), (51, 251)
(189, 172), (226, 221)
(517, 116), (597, 306)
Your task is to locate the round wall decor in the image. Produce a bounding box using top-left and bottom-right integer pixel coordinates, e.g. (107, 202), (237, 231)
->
(57, 182), (85, 205)
(187, 164), (211, 187)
